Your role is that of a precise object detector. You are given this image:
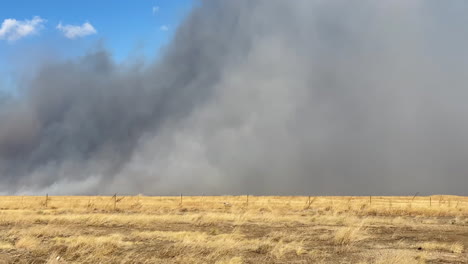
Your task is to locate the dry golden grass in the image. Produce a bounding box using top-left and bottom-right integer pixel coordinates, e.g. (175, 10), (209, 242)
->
(420, 241), (464, 254)
(0, 195), (465, 263)
(332, 225), (365, 246)
(370, 250), (426, 264)
(15, 236), (40, 250)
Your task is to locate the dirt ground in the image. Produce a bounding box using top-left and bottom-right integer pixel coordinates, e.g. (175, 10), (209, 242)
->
(0, 195), (466, 263)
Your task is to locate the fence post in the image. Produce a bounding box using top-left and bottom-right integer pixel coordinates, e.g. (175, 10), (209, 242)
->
(369, 196), (372, 206)
(180, 193), (183, 205)
(45, 194), (48, 208)
(113, 193), (117, 211)
(430, 197), (432, 207)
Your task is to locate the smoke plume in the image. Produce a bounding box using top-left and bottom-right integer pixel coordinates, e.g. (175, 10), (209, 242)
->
(1, 0), (468, 195)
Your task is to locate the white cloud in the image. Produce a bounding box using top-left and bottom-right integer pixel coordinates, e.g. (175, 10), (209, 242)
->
(152, 6), (160, 14)
(0, 16), (45, 42)
(160, 25), (169, 31)
(56, 22), (97, 39)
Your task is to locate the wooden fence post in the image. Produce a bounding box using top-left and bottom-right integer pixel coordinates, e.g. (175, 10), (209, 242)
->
(180, 193), (183, 205)
(113, 193), (117, 211)
(45, 194), (48, 208)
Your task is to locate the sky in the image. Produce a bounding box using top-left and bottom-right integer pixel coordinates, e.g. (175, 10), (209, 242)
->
(0, 0), (194, 93)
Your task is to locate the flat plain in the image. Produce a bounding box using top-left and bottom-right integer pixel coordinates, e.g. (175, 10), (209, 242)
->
(0, 195), (466, 263)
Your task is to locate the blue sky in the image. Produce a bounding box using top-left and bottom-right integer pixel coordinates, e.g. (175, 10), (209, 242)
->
(0, 0), (194, 92)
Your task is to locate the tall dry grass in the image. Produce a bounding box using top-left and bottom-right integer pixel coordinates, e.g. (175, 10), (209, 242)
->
(0, 195), (464, 263)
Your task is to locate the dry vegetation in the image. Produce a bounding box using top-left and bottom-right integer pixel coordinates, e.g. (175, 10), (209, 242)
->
(0, 195), (466, 263)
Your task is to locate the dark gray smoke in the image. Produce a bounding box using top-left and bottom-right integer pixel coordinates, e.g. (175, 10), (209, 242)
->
(1, 0), (468, 195)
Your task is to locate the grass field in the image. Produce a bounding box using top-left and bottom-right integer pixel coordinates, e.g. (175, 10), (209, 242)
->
(0, 195), (466, 263)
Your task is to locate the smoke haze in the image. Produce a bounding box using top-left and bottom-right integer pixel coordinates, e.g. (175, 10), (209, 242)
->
(1, 0), (468, 195)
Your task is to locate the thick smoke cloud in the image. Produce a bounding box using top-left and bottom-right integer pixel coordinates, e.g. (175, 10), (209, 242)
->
(1, 0), (468, 195)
